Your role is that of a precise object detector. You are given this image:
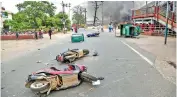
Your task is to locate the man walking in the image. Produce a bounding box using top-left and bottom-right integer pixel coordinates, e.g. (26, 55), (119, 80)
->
(16, 32), (19, 40)
(48, 28), (52, 39)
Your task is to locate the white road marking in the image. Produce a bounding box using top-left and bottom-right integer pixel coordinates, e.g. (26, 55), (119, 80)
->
(121, 40), (153, 65)
(121, 40), (176, 85)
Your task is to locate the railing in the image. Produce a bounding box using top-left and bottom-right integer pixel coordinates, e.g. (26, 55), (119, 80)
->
(134, 6), (155, 16)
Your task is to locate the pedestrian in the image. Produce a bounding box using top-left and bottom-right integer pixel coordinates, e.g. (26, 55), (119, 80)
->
(101, 25), (104, 32)
(48, 28), (52, 39)
(74, 26), (78, 33)
(108, 23), (111, 32)
(38, 30), (42, 39)
(111, 24), (113, 32)
(71, 26), (73, 32)
(34, 31), (38, 39)
(16, 32), (19, 39)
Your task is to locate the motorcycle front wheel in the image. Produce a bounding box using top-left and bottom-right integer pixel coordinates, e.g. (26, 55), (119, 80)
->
(30, 81), (49, 92)
(83, 49), (89, 55)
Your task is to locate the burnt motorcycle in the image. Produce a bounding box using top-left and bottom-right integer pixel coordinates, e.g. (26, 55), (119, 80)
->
(56, 49), (89, 63)
(25, 64), (102, 96)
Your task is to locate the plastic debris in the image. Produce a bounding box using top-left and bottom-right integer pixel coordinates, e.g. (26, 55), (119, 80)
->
(36, 60), (41, 63)
(93, 51), (98, 56)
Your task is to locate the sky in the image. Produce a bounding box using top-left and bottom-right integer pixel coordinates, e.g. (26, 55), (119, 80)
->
(1, 0), (87, 13)
(1, 0), (147, 22)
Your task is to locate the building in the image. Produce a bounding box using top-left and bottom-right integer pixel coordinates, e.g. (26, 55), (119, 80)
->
(1, 7), (13, 32)
(132, 1), (176, 36)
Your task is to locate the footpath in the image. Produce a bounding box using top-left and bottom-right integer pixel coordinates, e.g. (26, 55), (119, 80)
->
(1, 33), (72, 61)
(125, 35), (176, 84)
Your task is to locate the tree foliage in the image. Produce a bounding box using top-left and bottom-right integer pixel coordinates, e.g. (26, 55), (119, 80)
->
(72, 5), (85, 25)
(4, 1), (71, 32)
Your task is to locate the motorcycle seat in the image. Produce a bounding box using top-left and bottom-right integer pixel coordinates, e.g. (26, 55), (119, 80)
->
(50, 67), (61, 71)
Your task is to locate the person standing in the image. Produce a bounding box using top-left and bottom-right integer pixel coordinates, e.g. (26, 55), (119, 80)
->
(48, 28), (52, 39)
(16, 32), (19, 40)
(38, 30), (42, 39)
(108, 23), (111, 32)
(34, 31), (38, 39)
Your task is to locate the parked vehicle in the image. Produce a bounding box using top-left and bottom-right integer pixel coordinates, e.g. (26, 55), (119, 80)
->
(56, 49), (89, 63)
(25, 64), (101, 96)
(87, 32), (100, 37)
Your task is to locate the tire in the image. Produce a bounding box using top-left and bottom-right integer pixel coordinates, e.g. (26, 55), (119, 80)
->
(80, 72), (98, 82)
(30, 81), (50, 92)
(83, 49), (89, 55)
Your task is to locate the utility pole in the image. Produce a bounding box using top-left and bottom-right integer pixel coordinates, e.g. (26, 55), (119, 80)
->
(93, 1), (98, 26)
(101, 1), (104, 25)
(110, 15), (112, 23)
(68, 3), (71, 21)
(84, 8), (87, 27)
(146, 1), (148, 15)
(61, 1), (70, 34)
(164, 1), (169, 45)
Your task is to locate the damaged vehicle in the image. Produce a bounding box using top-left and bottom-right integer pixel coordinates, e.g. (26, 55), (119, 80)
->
(25, 64), (102, 96)
(56, 49), (89, 63)
(87, 32), (100, 37)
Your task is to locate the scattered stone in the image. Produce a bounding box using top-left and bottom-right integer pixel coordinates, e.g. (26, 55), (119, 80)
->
(116, 58), (119, 60)
(126, 72), (127, 73)
(11, 70), (16, 72)
(2, 49), (5, 50)
(1, 87), (4, 89)
(2, 72), (5, 73)
(98, 77), (104, 80)
(93, 51), (98, 56)
(45, 63), (49, 65)
(36, 60), (41, 63)
(38, 49), (40, 50)
(167, 61), (176, 68)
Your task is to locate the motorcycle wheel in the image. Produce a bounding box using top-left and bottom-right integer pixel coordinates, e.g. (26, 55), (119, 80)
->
(30, 81), (49, 92)
(83, 49), (89, 55)
(80, 72), (98, 82)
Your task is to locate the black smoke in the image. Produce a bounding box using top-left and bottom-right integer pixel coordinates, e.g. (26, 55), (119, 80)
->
(86, 1), (146, 24)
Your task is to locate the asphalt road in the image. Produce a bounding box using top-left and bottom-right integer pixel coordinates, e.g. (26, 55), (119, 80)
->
(1, 29), (176, 97)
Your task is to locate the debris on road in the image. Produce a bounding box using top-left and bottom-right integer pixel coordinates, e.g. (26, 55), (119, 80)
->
(38, 49), (40, 50)
(36, 60), (42, 63)
(1, 87), (5, 90)
(11, 70), (16, 72)
(98, 77), (104, 80)
(167, 61), (176, 68)
(93, 51), (98, 56)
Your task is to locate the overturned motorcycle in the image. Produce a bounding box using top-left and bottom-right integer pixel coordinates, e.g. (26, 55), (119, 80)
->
(56, 49), (89, 63)
(25, 65), (103, 96)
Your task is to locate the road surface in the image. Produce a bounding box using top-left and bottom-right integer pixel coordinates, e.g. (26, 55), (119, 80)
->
(1, 29), (175, 97)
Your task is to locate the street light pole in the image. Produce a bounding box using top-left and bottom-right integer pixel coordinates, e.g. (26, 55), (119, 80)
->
(84, 8), (87, 27)
(164, 1), (169, 45)
(101, 1), (104, 25)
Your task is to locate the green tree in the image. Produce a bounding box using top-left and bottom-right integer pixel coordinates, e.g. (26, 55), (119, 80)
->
(72, 5), (85, 25)
(4, 1), (71, 32)
(16, 1), (56, 29)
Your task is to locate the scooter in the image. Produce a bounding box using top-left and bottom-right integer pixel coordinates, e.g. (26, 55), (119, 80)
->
(56, 49), (89, 63)
(25, 64), (102, 96)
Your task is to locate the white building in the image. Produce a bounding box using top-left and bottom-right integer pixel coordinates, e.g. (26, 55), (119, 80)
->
(1, 7), (13, 32)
